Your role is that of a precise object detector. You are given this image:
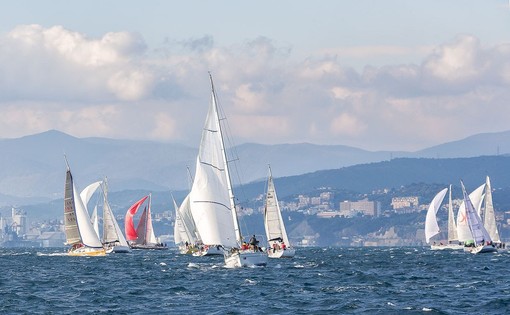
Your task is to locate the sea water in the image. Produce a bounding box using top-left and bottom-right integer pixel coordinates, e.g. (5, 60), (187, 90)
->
(0, 247), (509, 314)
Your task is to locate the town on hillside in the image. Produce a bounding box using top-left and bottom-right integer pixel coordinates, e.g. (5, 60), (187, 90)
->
(2, 183), (508, 248)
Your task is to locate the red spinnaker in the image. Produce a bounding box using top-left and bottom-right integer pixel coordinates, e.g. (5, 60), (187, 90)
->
(124, 195), (149, 241)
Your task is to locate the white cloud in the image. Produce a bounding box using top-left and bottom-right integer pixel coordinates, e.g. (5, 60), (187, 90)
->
(1, 25), (510, 151)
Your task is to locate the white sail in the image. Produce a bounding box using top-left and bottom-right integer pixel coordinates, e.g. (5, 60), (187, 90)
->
(73, 181), (103, 248)
(264, 166), (291, 247)
(189, 86), (238, 248)
(461, 181), (492, 244)
(173, 196), (184, 245)
(102, 179), (130, 248)
(456, 183), (485, 242)
(484, 176), (501, 243)
(447, 185), (458, 243)
(80, 181), (102, 211)
(80, 180), (102, 238)
(147, 194), (158, 244)
(175, 193), (200, 245)
(424, 188), (448, 244)
(63, 163), (103, 249)
(91, 205), (99, 238)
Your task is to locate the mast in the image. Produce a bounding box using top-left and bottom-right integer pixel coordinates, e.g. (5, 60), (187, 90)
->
(209, 73), (242, 244)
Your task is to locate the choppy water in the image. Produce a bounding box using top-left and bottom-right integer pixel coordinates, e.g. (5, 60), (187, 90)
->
(0, 247), (509, 314)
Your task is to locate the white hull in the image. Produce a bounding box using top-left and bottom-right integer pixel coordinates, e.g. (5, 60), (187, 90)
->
(430, 244), (464, 251)
(465, 244), (498, 254)
(268, 248), (295, 258)
(193, 245), (224, 256)
(224, 250), (268, 268)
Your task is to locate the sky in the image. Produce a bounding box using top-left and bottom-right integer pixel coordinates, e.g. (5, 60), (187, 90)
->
(0, 1), (509, 151)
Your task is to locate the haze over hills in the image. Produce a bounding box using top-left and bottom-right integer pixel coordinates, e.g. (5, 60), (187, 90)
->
(1, 129), (510, 205)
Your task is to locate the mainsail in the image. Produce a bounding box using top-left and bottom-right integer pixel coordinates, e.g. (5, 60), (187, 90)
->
(483, 176), (500, 243)
(264, 166), (291, 247)
(102, 179), (129, 247)
(461, 181), (492, 244)
(447, 185), (459, 243)
(456, 183), (485, 242)
(63, 162), (103, 249)
(188, 79), (239, 248)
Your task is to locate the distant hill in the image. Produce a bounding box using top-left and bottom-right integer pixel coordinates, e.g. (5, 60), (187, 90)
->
(238, 155), (510, 202)
(1, 129), (510, 205)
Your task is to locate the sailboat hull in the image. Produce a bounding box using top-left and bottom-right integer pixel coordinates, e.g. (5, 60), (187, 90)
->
(224, 250), (268, 268)
(109, 245), (131, 253)
(179, 245), (198, 255)
(466, 244), (498, 254)
(430, 244), (464, 251)
(68, 246), (106, 256)
(268, 248), (296, 258)
(131, 244), (168, 250)
(193, 245), (224, 256)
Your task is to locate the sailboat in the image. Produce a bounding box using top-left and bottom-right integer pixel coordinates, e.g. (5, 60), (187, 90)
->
(124, 194), (167, 250)
(264, 165), (295, 258)
(63, 158), (106, 256)
(460, 181), (497, 254)
(482, 176), (505, 249)
(173, 194), (200, 254)
(456, 182), (485, 249)
(425, 186), (463, 250)
(445, 185), (463, 250)
(102, 178), (131, 253)
(188, 73), (267, 268)
(424, 187), (448, 249)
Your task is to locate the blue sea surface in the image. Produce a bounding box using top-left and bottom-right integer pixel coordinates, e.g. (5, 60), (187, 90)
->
(0, 247), (509, 314)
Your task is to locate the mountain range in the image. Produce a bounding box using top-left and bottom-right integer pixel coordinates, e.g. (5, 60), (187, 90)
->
(1, 129), (510, 206)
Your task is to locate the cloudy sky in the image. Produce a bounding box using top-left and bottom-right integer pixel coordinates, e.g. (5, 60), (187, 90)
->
(0, 1), (509, 151)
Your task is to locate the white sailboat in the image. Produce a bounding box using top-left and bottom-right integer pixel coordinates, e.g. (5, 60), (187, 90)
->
(460, 181), (497, 254)
(482, 176), (505, 249)
(425, 187), (448, 249)
(426, 186), (463, 250)
(63, 158), (106, 256)
(125, 194), (167, 250)
(102, 178), (131, 253)
(189, 74), (267, 268)
(456, 183), (485, 247)
(264, 165), (295, 258)
(173, 194), (201, 254)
